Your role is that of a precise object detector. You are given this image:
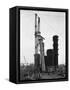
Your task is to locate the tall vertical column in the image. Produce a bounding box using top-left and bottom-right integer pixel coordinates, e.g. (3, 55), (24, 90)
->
(34, 14), (40, 69)
(38, 17), (40, 33)
(35, 14), (41, 54)
(35, 14), (38, 54)
(34, 13), (45, 72)
(35, 13), (38, 33)
(53, 35), (58, 66)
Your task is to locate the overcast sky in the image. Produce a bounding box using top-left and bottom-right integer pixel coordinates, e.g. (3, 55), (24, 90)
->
(20, 10), (65, 65)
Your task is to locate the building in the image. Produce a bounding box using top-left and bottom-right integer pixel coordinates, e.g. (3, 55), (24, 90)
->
(45, 35), (59, 71)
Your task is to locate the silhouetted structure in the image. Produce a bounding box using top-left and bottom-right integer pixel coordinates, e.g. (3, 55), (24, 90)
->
(45, 35), (59, 71)
(53, 35), (58, 66)
(47, 49), (54, 66)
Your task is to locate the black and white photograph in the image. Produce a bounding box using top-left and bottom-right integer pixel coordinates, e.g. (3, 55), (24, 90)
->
(20, 9), (67, 81)
(0, 0), (70, 89)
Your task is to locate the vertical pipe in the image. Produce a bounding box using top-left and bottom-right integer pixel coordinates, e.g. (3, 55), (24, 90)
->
(38, 17), (40, 33)
(35, 14), (38, 33)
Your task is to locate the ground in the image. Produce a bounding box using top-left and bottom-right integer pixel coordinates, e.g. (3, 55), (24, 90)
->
(20, 64), (65, 80)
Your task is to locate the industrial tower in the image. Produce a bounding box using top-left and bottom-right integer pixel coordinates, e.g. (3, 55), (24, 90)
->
(34, 13), (46, 72)
(53, 35), (58, 66)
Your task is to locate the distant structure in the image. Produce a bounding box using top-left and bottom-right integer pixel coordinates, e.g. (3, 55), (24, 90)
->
(45, 35), (59, 71)
(46, 49), (54, 66)
(53, 35), (58, 66)
(34, 13), (46, 72)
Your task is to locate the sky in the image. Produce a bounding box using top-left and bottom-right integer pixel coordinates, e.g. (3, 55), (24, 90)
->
(20, 10), (65, 65)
